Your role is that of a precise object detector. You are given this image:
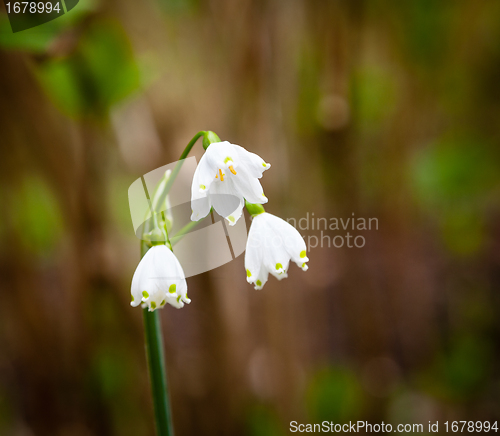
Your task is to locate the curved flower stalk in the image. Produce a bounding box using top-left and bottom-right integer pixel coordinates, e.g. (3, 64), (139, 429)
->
(131, 245), (190, 311)
(151, 169), (173, 232)
(141, 170), (174, 248)
(190, 141), (271, 225)
(245, 211), (309, 290)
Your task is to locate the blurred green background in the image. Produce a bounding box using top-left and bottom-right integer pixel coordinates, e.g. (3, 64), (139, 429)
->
(1, 0), (500, 435)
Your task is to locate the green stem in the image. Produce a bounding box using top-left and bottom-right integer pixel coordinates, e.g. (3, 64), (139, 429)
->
(138, 130), (220, 435)
(142, 307), (174, 436)
(170, 219), (201, 246)
(140, 242), (174, 436)
(153, 131), (206, 214)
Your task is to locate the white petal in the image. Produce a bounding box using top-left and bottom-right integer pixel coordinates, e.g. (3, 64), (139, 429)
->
(192, 141), (270, 226)
(131, 247), (155, 306)
(243, 213), (308, 289)
(190, 154), (215, 222)
(251, 269), (269, 290)
(158, 246), (190, 308)
(130, 245), (189, 311)
(190, 195), (211, 222)
(209, 178), (244, 223)
(244, 214), (270, 289)
(204, 141), (238, 169)
(266, 214), (309, 268)
(144, 280), (170, 311)
(148, 246), (183, 279)
(258, 220), (291, 280)
(191, 152), (218, 195)
(177, 281), (191, 304)
(224, 200), (244, 226)
(233, 144), (270, 178)
(245, 245), (269, 290)
(231, 166), (268, 204)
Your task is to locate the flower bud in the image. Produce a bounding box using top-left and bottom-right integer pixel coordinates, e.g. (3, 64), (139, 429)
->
(144, 226), (167, 245)
(202, 131), (221, 150)
(245, 201), (266, 217)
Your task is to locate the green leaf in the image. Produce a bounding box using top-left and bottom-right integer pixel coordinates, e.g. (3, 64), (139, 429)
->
(11, 176), (64, 255)
(79, 20), (140, 110)
(37, 59), (85, 117)
(36, 19), (140, 117)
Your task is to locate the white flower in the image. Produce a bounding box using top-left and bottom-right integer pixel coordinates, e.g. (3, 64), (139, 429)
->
(191, 141), (270, 225)
(245, 212), (309, 289)
(131, 245), (190, 310)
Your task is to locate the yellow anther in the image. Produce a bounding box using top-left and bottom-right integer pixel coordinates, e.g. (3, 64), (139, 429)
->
(229, 165), (237, 175)
(219, 168), (224, 181)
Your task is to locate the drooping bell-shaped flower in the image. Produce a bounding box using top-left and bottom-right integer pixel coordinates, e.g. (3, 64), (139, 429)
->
(131, 245), (190, 310)
(191, 141), (270, 225)
(245, 212), (309, 289)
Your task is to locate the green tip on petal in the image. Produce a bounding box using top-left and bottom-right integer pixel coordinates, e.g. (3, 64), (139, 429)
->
(169, 284), (177, 294)
(302, 263), (306, 268)
(200, 184), (206, 190)
(256, 280), (262, 287)
(160, 300), (166, 306)
(224, 156), (233, 163)
(300, 250), (307, 258)
(142, 291), (149, 298)
(151, 302), (157, 309)
(262, 162), (267, 167)
(131, 294), (134, 302)
(228, 215), (235, 223)
(176, 295), (182, 303)
(276, 263), (283, 270)
(246, 269), (252, 277)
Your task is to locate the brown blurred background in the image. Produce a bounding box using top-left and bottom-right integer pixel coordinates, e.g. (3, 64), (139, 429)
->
(1, 0), (500, 435)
